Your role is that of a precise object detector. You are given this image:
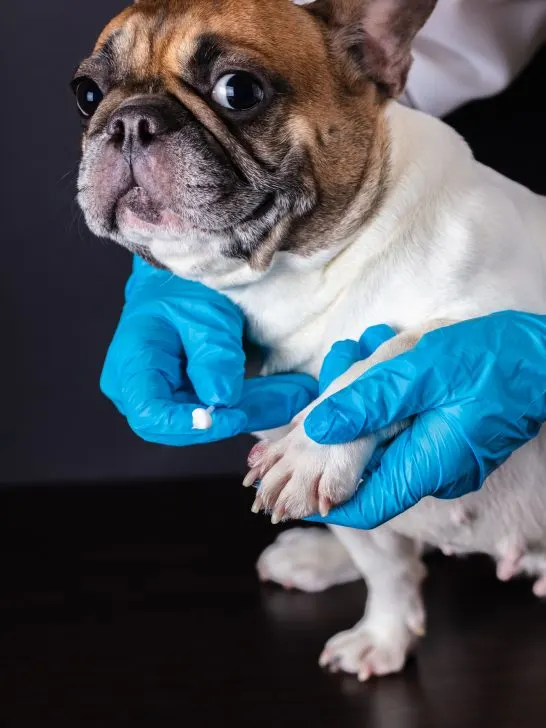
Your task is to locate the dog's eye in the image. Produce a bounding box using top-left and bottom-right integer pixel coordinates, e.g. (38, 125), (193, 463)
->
(211, 72), (264, 111)
(73, 78), (104, 119)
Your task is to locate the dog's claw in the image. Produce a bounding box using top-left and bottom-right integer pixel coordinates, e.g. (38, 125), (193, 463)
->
(318, 649), (330, 668)
(243, 467), (260, 488)
(409, 622), (426, 637)
(251, 494), (263, 514)
(533, 575), (546, 597)
(318, 495), (332, 518)
(357, 665), (373, 682)
(271, 507), (285, 525)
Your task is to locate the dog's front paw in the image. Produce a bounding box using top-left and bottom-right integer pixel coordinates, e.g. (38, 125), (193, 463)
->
(319, 618), (421, 681)
(243, 423), (377, 522)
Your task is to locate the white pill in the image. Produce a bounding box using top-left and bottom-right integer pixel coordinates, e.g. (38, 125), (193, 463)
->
(191, 406), (215, 430)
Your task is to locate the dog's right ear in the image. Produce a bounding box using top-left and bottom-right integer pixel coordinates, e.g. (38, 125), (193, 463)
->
(302, 0), (436, 97)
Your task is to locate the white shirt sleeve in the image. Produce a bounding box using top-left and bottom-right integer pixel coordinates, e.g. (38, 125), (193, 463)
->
(400, 0), (546, 117)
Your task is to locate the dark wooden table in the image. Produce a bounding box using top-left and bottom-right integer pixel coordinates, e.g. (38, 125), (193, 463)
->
(1, 479), (545, 727)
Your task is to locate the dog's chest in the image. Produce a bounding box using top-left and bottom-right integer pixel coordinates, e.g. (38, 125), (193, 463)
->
(229, 250), (460, 378)
(229, 265), (335, 377)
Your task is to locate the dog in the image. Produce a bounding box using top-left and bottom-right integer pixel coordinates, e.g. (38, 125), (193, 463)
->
(74, 0), (546, 680)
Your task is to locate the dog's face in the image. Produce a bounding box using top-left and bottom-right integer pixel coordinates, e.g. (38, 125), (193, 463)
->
(74, 0), (436, 280)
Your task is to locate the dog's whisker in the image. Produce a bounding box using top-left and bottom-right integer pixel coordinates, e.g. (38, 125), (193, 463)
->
(56, 166), (79, 186)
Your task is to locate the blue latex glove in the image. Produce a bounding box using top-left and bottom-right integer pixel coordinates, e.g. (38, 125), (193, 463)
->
(101, 257), (317, 444)
(305, 311), (546, 529)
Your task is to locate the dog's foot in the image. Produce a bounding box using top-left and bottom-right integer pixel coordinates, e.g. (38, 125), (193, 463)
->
(256, 527), (361, 592)
(244, 423), (376, 522)
(319, 618), (421, 681)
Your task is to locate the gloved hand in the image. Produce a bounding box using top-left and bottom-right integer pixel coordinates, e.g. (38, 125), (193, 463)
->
(101, 256), (317, 445)
(305, 311), (546, 529)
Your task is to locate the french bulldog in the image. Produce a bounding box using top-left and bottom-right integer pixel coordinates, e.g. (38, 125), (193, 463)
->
(74, 0), (546, 680)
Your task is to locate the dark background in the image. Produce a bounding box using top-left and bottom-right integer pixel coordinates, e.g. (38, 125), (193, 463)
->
(0, 0), (544, 486)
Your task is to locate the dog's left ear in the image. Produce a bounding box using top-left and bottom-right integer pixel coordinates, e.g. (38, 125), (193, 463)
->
(303, 0), (436, 97)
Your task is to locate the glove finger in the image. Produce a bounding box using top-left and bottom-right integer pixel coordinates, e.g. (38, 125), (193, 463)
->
(318, 340), (361, 393)
(129, 403), (248, 445)
(239, 373), (318, 432)
(119, 368), (246, 443)
(133, 372), (317, 444)
(178, 298), (246, 408)
(305, 328), (466, 444)
(358, 324), (397, 358)
(361, 442), (387, 475)
(318, 326), (398, 395)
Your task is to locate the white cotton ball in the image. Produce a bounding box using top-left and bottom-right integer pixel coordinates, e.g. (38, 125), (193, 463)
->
(192, 406), (215, 431)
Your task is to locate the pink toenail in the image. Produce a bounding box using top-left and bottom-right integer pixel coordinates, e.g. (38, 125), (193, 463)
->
(496, 539), (524, 581)
(248, 441), (269, 468)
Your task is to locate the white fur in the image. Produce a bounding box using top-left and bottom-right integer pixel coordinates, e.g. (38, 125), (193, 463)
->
(153, 102), (546, 679)
(157, 103), (546, 373)
(256, 528), (361, 591)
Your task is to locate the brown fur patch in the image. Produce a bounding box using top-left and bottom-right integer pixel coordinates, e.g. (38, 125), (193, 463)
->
(76, 0), (430, 266)
(309, 0), (437, 96)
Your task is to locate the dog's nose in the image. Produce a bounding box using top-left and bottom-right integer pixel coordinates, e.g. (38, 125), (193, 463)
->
(106, 100), (178, 160)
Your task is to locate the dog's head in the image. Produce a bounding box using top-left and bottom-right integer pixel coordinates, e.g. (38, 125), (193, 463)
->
(74, 0), (436, 282)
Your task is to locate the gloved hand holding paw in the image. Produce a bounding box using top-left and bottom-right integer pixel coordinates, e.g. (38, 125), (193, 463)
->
(306, 311), (546, 529)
